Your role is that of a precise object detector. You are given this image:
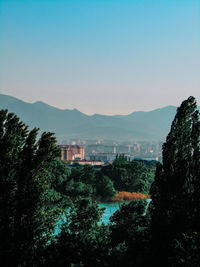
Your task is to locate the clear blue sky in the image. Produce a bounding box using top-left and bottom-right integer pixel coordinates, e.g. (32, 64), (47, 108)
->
(0, 0), (199, 114)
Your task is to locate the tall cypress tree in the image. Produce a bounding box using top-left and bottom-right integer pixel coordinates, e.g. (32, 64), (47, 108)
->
(0, 110), (63, 266)
(149, 96), (200, 265)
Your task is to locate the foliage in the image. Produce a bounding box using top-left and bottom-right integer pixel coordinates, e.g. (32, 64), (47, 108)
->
(109, 199), (151, 267)
(169, 232), (200, 266)
(149, 96), (200, 265)
(48, 197), (110, 267)
(95, 174), (116, 200)
(112, 191), (149, 201)
(0, 110), (66, 266)
(48, 159), (71, 194)
(50, 156), (153, 202)
(100, 155), (155, 194)
(53, 164), (116, 201)
(62, 165), (97, 200)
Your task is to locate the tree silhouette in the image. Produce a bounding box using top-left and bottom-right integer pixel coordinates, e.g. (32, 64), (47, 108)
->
(150, 96), (200, 265)
(0, 110), (63, 266)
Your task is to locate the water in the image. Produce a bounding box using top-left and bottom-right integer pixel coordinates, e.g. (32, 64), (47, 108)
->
(55, 200), (151, 234)
(99, 202), (122, 224)
(100, 199), (151, 223)
(55, 202), (121, 235)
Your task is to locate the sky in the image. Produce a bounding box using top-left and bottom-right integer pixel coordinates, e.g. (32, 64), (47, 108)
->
(0, 0), (199, 115)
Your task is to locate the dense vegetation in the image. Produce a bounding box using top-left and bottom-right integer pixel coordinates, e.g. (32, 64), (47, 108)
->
(99, 156), (155, 194)
(49, 155), (155, 202)
(0, 96), (200, 266)
(149, 96), (200, 266)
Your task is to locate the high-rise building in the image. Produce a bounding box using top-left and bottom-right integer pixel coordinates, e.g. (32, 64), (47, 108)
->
(59, 145), (85, 161)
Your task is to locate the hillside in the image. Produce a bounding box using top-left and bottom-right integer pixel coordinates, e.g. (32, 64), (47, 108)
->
(0, 94), (178, 141)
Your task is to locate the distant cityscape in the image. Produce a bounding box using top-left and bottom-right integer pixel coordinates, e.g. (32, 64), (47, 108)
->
(58, 139), (162, 166)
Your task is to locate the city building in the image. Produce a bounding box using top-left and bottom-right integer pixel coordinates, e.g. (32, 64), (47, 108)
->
(72, 160), (105, 166)
(59, 145), (85, 161)
(89, 153), (134, 162)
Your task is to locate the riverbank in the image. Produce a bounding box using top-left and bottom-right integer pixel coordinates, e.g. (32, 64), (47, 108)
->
(99, 191), (150, 203)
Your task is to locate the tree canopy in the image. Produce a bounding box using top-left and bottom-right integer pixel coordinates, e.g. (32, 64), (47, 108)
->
(150, 96), (200, 265)
(100, 155), (154, 194)
(0, 110), (65, 266)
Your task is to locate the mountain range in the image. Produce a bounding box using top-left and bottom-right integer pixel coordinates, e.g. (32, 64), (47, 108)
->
(0, 94), (180, 142)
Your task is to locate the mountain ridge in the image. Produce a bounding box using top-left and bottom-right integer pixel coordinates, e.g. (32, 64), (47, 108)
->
(0, 93), (183, 141)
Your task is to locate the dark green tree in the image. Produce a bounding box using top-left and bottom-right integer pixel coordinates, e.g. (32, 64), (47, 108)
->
(149, 96), (200, 265)
(48, 159), (71, 193)
(169, 232), (200, 266)
(64, 179), (94, 199)
(63, 165), (94, 199)
(109, 199), (151, 267)
(100, 155), (154, 193)
(62, 164), (116, 201)
(49, 197), (110, 267)
(0, 110), (64, 266)
(95, 174), (116, 200)
(69, 165), (96, 185)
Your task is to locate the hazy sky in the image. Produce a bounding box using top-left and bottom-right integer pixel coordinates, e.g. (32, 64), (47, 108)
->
(0, 0), (199, 115)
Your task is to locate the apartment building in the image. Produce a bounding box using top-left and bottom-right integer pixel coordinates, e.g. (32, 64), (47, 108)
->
(59, 145), (85, 161)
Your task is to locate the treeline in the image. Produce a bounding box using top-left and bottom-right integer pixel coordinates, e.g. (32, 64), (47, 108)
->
(0, 96), (200, 266)
(49, 156), (155, 202)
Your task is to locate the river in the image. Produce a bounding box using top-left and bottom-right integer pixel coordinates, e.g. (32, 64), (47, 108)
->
(99, 202), (122, 224)
(55, 202), (121, 235)
(55, 200), (150, 235)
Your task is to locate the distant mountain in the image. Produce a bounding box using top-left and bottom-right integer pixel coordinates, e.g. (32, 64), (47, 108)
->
(0, 94), (179, 141)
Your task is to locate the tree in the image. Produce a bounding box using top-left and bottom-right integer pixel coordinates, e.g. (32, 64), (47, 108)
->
(169, 232), (200, 266)
(0, 110), (64, 266)
(109, 199), (151, 267)
(50, 197), (110, 267)
(62, 165), (95, 199)
(48, 159), (71, 195)
(149, 96), (200, 265)
(100, 156), (154, 193)
(95, 175), (116, 200)
(62, 164), (116, 201)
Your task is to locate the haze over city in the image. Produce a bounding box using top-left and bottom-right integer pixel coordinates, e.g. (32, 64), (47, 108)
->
(1, 0), (199, 115)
